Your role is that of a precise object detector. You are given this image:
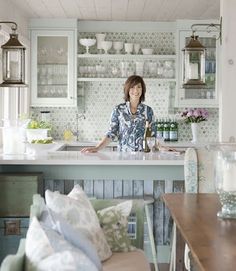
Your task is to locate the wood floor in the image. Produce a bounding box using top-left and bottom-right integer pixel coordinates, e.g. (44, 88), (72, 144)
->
(150, 263), (169, 271)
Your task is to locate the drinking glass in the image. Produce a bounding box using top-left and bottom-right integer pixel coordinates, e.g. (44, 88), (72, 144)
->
(156, 135), (164, 150)
(146, 137), (156, 152)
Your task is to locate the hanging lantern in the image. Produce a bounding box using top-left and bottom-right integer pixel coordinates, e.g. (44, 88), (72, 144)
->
(182, 34), (206, 88)
(0, 21), (27, 87)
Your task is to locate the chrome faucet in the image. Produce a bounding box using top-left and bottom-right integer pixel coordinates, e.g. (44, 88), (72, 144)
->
(74, 113), (86, 141)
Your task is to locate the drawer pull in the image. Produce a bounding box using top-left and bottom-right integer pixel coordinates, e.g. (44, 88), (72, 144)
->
(4, 220), (21, 235)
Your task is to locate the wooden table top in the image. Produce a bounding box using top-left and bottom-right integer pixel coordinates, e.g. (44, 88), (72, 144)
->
(163, 193), (236, 271)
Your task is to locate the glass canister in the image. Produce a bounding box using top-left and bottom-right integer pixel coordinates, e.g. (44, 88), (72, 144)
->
(2, 119), (29, 155)
(213, 143), (236, 219)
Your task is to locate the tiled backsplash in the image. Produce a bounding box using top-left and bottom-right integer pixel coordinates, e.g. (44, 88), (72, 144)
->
(30, 80), (219, 142)
(30, 31), (219, 143)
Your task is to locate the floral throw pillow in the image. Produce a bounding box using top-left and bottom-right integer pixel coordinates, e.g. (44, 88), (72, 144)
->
(45, 186), (112, 261)
(97, 200), (136, 252)
(25, 217), (98, 271)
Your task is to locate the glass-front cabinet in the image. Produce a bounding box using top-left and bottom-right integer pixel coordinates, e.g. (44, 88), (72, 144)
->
(30, 29), (77, 106)
(176, 20), (220, 107)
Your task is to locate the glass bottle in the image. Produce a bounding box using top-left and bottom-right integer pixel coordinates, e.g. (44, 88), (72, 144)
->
(63, 124), (74, 141)
(143, 121), (151, 152)
(163, 118), (170, 141)
(156, 119), (163, 139)
(169, 118), (178, 142)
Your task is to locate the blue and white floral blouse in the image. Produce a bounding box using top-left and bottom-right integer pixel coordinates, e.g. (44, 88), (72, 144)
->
(106, 102), (156, 152)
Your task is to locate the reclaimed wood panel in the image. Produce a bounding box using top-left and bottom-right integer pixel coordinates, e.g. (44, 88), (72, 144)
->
(53, 179), (64, 194)
(113, 180), (123, 198)
(43, 178), (185, 247)
(104, 180), (114, 198)
(64, 179), (74, 194)
(133, 180), (144, 197)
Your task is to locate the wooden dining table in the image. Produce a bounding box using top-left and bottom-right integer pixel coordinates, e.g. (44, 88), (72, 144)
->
(162, 193), (236, 271)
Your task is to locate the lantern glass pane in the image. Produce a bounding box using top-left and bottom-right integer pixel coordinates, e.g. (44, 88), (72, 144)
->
(2, 48), (24, 82)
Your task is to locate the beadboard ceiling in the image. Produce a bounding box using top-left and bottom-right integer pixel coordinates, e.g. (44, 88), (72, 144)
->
(10, 0), (220, 21)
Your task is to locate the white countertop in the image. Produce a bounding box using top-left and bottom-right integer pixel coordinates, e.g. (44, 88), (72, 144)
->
(0, 141), (185, 166)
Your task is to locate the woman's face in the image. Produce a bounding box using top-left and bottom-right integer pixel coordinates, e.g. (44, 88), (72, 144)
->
(129, 83), (142, 102)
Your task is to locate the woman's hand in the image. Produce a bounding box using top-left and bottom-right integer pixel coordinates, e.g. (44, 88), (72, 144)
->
(81, 146), (99, 153)
(81, 137), (111, 153)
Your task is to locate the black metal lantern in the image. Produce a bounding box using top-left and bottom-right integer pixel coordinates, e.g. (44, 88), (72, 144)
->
(0, 21), (27, 87)
(182, 34), (206, 88)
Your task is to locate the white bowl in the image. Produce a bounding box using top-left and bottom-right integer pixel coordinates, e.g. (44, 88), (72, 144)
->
(26, 142), (56, 155)
(26, 129), (48, 143)
(79, 38), (96, 47)
(113, 41), (123, 53)
(79, 38), (96, 54)
(101, 41), (112, 54)
(142, 48), (154, 55)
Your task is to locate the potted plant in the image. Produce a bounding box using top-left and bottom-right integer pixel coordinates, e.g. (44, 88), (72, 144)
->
(180, 108), (209, 142)
(26, 120), (52, 143)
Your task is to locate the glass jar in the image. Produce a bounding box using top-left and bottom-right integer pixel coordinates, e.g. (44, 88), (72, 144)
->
(213, 144), (236, 219)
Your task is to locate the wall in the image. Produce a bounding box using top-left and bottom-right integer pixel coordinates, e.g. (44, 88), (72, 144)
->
(219, 0), (236, 141)
(30, 21), (219, 142)
(0, 1), (29, 39)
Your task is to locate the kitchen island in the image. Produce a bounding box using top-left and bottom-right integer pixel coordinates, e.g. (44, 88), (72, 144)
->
(0, 145), (185, 263)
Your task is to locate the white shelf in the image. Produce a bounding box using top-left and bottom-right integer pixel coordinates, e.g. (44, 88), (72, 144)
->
(77, 77), (176, 82)
(77, 53), (176, 60)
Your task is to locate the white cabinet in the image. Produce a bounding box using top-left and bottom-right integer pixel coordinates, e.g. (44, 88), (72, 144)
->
(176, 20), (220, 108)
(30, 20), (77, 107)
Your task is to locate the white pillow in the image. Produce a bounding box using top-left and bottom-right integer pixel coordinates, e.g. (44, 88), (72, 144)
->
(45, 185), (112, 261)
(37, 250), (97, 271)
(25, 217), (98, 271)
(25, 217), (53, 270)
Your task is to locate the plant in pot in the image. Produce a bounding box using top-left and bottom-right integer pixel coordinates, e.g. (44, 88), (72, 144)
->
(180, 108), (209, 143)
(26, 120), (53, 143)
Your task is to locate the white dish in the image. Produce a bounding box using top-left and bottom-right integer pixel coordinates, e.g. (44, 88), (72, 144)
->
(79, 38), (96, 54)
(26, 129), (48, 143)
(142, 48), (154, 55)
(101, 41), (112, 54)
(26, 142), (56, 155)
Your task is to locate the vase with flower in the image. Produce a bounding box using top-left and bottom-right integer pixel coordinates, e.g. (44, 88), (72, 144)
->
(180, 108), (209, 143)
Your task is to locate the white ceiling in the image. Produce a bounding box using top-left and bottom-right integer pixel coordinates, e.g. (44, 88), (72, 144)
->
(10, 0), (220, 21)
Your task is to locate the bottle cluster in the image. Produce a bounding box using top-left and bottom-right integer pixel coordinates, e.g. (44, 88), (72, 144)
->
(156, 118), (178, 142)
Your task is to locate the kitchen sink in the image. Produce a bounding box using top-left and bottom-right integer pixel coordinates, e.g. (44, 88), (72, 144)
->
(56, 144), (117, 152)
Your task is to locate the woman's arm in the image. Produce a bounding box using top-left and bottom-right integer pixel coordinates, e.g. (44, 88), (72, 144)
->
(81, 106), (119, 153)
(81, 137), (111, 153)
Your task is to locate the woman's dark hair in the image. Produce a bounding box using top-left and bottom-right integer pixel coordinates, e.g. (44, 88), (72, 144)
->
(124, 75), (146, 102)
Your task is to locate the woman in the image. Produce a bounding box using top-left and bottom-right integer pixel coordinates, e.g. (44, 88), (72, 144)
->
(81, 75), (156, 152)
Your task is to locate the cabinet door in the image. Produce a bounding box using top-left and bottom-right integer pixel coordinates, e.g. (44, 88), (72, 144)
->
(31, 30), (77, 106)
(176, 29), (219, 108)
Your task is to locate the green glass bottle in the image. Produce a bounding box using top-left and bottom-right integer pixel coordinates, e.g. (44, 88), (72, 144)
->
(163, 118), (170, 141)
(169, 118), (178, 142)
(156, 119), (163, 139)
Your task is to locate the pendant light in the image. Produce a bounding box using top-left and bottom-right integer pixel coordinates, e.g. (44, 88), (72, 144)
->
(182, 33), (206, 88)
(0, 21), (27, 87)
(182, 18), (222, 88)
